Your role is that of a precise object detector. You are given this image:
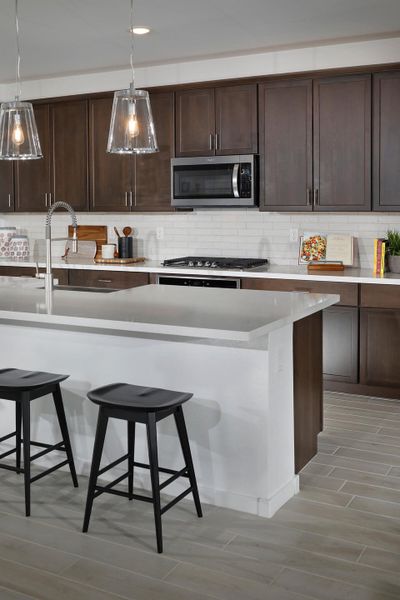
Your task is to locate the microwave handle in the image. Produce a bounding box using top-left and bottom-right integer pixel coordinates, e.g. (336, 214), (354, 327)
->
(232, 163), (240, 198)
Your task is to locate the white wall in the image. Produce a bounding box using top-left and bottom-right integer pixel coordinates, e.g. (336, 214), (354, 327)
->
(1, 36), (400, 268)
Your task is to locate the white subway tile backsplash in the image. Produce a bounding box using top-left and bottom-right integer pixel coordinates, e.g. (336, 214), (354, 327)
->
(1, 209), (399, 268)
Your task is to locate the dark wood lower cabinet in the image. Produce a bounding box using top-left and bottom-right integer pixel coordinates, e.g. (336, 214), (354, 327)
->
(360, 307), (400, 388)
(323, 306), (358, 384)
(0, 266), (68, 285)
(294, 312), (323, 473)
(69, 269), (149, 289)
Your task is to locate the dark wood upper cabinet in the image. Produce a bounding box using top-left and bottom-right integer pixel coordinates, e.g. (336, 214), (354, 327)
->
(313, 74), (371, 211)
(259, 79), (312, 211)
(175, 83), (257, 157)
(15, 103), (52, 212)
(135, 91), (175, 211)
(89, 97), (132, 212)
(51, 100), (89, 211)
(0, 162), (14, 212)
(175, 88), (215, 157)
(373, 71), (400, 211)
(215, 84), (257, 155)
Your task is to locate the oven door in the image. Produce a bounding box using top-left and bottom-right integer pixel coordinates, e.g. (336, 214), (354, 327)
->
(171, 155), (256, 208)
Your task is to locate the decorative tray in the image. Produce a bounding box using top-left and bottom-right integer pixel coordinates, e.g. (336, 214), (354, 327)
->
(94, 257), (146, 264)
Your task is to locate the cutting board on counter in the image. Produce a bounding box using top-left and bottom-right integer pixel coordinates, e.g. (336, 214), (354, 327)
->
(68, 225), (107, 259)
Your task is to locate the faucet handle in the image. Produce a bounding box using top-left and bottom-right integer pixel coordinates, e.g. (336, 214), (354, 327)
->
(35, 262), (45, 279)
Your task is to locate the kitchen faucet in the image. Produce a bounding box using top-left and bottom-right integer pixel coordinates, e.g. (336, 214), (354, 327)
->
(37, 201), (78, 295)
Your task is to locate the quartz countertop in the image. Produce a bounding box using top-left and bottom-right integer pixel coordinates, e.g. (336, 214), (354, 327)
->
(0, 278), (338, 342)
(0, 256), (399, 285)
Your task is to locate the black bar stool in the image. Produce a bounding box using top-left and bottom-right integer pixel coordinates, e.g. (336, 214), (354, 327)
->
(83, 383), (202, 553)
(0, 368), (78, 516)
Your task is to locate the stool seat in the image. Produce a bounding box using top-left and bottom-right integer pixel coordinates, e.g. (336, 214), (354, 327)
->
(0, 368), (68, 391)
(87, 383), (192, 411)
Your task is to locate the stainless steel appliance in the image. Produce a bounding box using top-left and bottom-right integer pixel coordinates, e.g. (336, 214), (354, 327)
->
(171, 155), (257, 208)
(157, 275), (240, 288)
(162, 256), (268, 270)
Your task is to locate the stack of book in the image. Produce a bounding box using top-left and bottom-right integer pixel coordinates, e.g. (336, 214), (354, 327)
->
(374, 238), (388, 276)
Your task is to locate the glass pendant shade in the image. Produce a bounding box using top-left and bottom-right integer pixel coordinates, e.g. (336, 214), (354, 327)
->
(107, 86), (158, 154)
(0, 100), (42, 160)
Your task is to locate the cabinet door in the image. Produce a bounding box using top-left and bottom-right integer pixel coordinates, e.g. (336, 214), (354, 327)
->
(135, 92), (174, 211)
(360, 307), (400, 387)
(89, 97), (132, 212)
(373, 71), (400, 211)
(215, 84), (257, 155)
(323, 306), (358, 383)
(51, 100), (89, 211)
(313, 74), (371, 211)
(15, 103), (51, 212)
(259, 79), (313, 211)
(175, 88), (215, 157)
(0, 162), (14, 211)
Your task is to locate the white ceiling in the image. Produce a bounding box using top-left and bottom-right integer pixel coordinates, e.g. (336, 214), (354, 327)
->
(0, 0), (399, 84)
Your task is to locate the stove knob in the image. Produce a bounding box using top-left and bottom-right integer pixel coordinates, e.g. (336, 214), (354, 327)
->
(196, 261), (203, 267)
(204, 261), (211, 267)
(211, 261), (218, 268)
(188, 260), (194, 267)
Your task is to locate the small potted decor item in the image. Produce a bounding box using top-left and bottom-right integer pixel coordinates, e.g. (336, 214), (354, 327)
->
(387, 230), (400, 274)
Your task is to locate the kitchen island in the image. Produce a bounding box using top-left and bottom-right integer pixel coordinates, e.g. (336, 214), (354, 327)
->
(0, 279), (338, 517)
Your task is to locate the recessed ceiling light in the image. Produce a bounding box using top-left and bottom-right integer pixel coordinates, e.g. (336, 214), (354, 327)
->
(131, 27), (150, 35)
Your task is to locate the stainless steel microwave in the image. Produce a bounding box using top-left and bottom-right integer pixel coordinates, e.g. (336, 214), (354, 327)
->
(171, 155), (258, 208)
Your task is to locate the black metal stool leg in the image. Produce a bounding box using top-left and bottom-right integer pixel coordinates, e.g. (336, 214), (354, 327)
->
(52, 384), (78, 488)
(174, 405), (202, 518)
(128, 421), (135, 500)
(146, 413), (163, 553)
(15, 402), (22, 474)
(83, 408), (108, 533)
(21, 394), (31, 517)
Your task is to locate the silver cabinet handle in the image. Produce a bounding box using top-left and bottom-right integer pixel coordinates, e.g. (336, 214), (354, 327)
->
(44, 193), (48, 207)
(313, 189), (319, 206)
(8, 194), (11, 208)
(209, 133), (214, 151)
(232, 163), (240, 198)
(307, 188), (312, 206)
(49, 192), (52, 206)
(124, 191), (128, 207)
(97, 279), (113, 284)
(129, 190), (133, 208)
(215, 133), (219, 150)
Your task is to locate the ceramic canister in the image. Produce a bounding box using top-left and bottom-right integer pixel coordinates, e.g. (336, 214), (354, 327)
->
(9, 235), (30, 258)
(0, 227), (17, 257)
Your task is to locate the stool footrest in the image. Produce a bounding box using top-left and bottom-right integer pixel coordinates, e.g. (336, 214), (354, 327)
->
(161, 487), (193, 515)
(98, 454), (129, 476)
(30, 441), (65, 462)
(0, 447), (17, 461)
(0, 462), (19, 473)
(0, 431), (16, 444)
(159, 467), (188, 491)
(30, 459), (69, 483)
(94, 472), (129, 499)
(133, 460), (189, 478)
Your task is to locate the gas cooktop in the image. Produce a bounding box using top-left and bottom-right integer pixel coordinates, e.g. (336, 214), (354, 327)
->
(162, 256), (269, 270)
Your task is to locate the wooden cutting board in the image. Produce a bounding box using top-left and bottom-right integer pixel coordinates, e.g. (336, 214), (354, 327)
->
(68, 225), (107, 259)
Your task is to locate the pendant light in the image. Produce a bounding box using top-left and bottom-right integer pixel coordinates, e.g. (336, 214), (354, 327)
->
(107, 0), (158, 154)
(0, 0), (42, 160)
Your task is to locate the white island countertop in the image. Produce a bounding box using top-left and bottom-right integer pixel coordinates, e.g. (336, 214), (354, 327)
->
(0, 278), (338, 343)
(1, 256), (400, 285)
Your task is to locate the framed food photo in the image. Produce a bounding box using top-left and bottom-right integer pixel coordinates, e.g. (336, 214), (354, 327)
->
(298, 232), (327, 264)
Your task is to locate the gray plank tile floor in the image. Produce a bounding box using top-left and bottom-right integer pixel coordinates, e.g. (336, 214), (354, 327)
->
(0, 391), (400, 599)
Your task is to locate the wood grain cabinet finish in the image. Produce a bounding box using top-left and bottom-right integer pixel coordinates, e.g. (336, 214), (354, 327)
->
(135, 91), (175, 212)
(0, 266), (68, 285)
(259, 79), (313, 211)
(175, 84), (257, 157)
(0, 162), (14, 212)
(373, 71), (400, 211)
(89, 97), (132, 212)
(313, 74), (371, 211)
(323, 306), (358, 384)
(51, 99), (89, 211)
(360, 307), (400, 387)
(69, 269), (149, 289)
(15, 103), (52, 212)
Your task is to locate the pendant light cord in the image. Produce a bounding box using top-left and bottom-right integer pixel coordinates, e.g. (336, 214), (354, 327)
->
(15, 0), (21, 100)
(129, 0), (135, 87)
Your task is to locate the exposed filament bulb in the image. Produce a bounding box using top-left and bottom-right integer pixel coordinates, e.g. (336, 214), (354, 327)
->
(127, 102), (139, 138)
(12, 113), (24, 146)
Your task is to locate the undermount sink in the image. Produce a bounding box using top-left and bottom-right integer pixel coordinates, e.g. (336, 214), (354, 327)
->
(40, 285), (118, 293)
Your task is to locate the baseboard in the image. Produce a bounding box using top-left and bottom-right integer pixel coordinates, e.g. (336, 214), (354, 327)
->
(325, 382), (400, 401)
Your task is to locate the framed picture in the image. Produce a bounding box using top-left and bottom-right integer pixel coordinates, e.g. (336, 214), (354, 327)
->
(298, 232), (327, 265)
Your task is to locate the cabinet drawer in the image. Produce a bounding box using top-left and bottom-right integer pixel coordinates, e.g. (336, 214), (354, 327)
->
(241, 278), (358, 306)
(0, 266), (68, 285)
(360, 284), (400, 309)
(69, 269), (149, 289)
